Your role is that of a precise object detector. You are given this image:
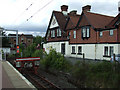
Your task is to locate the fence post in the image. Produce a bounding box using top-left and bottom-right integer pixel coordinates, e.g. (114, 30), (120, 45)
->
(83, 53), (85, 64)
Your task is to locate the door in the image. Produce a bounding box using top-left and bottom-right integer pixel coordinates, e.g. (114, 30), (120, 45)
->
(61, 43), (65, 55)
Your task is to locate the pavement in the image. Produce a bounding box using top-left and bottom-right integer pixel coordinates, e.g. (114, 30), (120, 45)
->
(0, 60), (36, 89)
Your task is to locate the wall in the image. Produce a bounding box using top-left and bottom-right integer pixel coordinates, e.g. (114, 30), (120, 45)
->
(43, 41), (70, 55)
(44, 41), (120, 61)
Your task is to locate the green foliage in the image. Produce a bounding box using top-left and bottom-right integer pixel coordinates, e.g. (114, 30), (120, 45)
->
(71, 61), (120, 88)
(23, 43), (36, 57)
(32, 49), (43, 59)
(40, 49), (72, 71)
(33, 36), (42, 45)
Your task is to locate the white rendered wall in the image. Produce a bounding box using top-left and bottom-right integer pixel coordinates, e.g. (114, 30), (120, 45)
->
(43, 41), (70, 55)
(70, 44), (95, 59)
(68, 44), (120, 60)
(44, 42), (120, 61)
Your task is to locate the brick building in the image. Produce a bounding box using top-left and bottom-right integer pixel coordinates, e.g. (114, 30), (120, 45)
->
(43, 4), (120, 61)
(8, 34), (33, 53)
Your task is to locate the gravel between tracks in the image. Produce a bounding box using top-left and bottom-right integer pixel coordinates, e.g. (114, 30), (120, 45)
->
(37, 67), (77, 88)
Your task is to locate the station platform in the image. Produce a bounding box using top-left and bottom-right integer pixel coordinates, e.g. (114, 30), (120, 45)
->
(1, 61), (36, 89)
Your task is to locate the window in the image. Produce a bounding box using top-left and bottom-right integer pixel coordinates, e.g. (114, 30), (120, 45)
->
(78, 46), (82, 54)
(110, 46), (114, 56)
(68, 32), (71, 36)
(99, 31), (103, 37)
(51, 30), (55, 37)
(52, 18), (56, 25)
(87, 27), (90, 37)
(82, 26), (90, 38)
(73, 31), (76, 38)
(82, 27), (86, 38)
(72, 46), (75, 54)
(57, 28), (61, 37)
(104, 46), (108, 56)
(109, 30), (113, 36)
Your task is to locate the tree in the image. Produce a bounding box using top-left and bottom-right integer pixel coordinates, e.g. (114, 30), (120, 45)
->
(23, 43), (36, 57)
(33, 36), (45, 49)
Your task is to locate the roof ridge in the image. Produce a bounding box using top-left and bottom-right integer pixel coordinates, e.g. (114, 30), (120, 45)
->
(85, 11), (114, 18)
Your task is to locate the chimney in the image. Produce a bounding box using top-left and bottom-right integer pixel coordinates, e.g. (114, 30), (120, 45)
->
(69, 10), (77, 15)
(118, 1), (120, 13)
(82, 5), (91, 12)
(61, 5), (68, 16)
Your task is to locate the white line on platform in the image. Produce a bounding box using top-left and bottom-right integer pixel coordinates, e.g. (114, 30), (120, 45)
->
(6, 61), (36, 89)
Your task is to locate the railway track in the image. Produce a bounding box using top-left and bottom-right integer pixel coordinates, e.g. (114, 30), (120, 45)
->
(23, 71), (61, 89)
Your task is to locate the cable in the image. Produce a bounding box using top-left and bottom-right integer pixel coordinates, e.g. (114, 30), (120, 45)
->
(13, 2), (34, 24)
(27, 0), (54, 21)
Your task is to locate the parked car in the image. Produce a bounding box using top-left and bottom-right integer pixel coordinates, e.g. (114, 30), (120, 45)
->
(110, 54), (120, 63)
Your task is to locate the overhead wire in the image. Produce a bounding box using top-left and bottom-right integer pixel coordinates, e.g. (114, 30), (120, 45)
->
(12, 2), (34, 24)
(26, 0), (54, 21)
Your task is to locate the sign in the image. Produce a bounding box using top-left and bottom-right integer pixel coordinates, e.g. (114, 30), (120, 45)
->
(16, 57), (40, 62)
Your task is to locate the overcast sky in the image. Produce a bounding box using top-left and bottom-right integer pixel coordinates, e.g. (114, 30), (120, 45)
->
(0, 0), (120, 37)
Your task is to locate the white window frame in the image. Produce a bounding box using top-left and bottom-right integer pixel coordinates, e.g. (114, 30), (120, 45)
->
(104, 46), (108, 56)
(86, 27), (90, 37)
(73, 31), (76, 38)
(72, 46), (75, 54)
(109, 46), (114, 56)
(99, 31), (103, 37)
(57, 28), (61, 37)
(109, 30), (113, 36)
(82, 26), (90, 38)
(82, 27), (86, 38)
(78, 46), (82, 54)
(51, 30), (55, 38)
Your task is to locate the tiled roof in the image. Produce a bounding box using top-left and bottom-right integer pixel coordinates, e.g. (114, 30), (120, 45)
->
(82, 12), (114, 29)
(106, 13), (120, 28)
(53, 11), (68, 30)
(66, 14), (80, 30)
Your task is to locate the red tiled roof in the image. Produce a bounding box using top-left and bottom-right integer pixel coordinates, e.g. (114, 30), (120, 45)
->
(66, 14), (80, 30)
(82, 12), (114, 29)
(53, 11), (68, 30)
(106, 13), (120, 28)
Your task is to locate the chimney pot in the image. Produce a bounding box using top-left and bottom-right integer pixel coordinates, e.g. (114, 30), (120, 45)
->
(61, 5), (68, 12)
(82, 5), (91, 12)
(70, 10), (77, 15)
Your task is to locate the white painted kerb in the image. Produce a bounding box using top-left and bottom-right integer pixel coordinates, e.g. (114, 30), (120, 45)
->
(6, 61), (36, 89)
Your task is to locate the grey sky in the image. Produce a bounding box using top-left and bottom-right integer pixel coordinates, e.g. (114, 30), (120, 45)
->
(0, 0), (120, 36)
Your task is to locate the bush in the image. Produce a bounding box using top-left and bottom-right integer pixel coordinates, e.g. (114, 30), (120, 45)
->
(40, 49), (72, 71)
(32, 49), (43, 59)
(23, 43), (36, 57)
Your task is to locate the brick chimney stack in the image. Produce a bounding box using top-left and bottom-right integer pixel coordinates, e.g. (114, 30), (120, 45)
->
(61, 5), (68, 12)
(69, 10), (77, 15)
(82, 5), (91, 12)
(61, 5), (68, 16)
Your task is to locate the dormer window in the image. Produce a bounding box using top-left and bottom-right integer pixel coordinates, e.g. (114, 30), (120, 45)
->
(81, 26), (90, 38)
(51, 30), (55, 38)
(57, 28), (61, 37)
